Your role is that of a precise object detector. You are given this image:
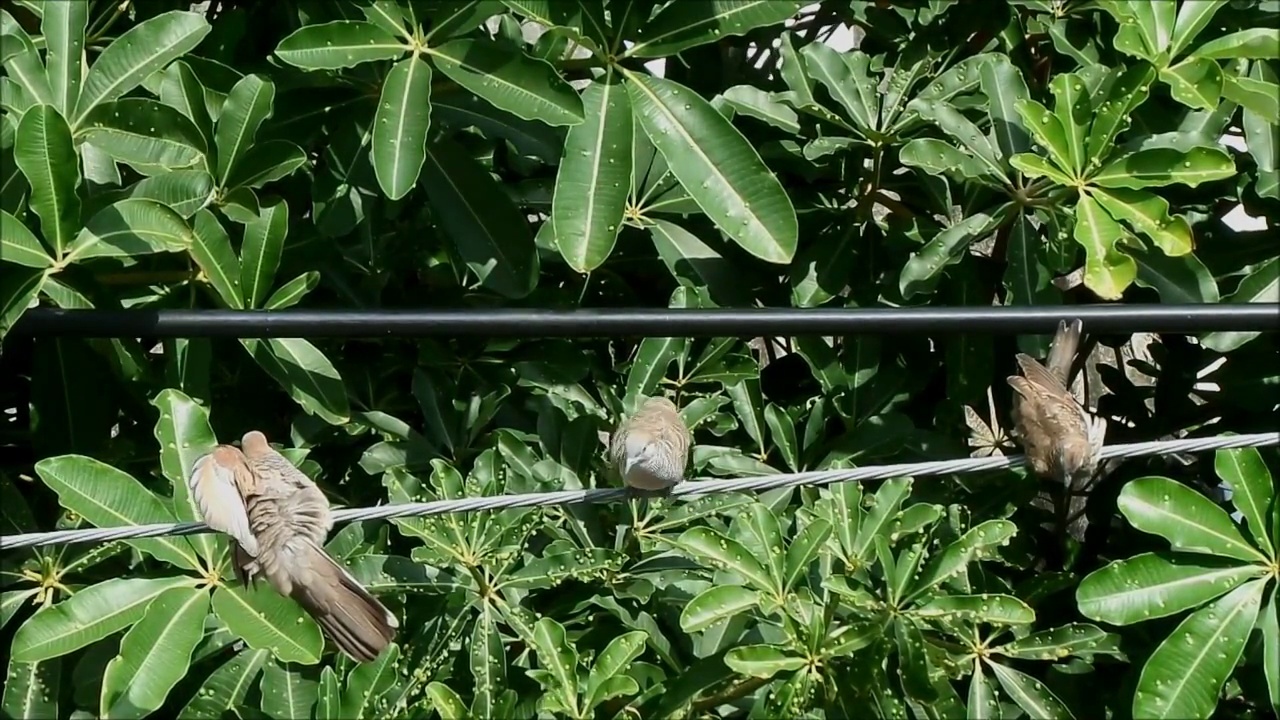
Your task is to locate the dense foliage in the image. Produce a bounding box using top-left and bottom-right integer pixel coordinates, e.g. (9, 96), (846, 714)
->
(2, 1), (1278, 718)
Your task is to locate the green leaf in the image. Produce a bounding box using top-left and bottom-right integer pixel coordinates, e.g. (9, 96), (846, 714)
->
(15, 104), (81, 258)
(274, 21), (406, 70)
(72, 10), (211, 127)
(626, 1), (803, 58)
(649, 218), (744, 302)
(190, 209), (244, 308)
(980, 52), (1032, 161)
(1214, 447), (1275, 557)
(764, 404), (799, 472)
(371, 56), (431, 200)
(260, 661), (318, 720)
(914, 594), (1035, 625)
(430, 38), (584, 127)
(801, 44), (879, 135)
(988, 662), (1073, 720)
(679, 585), (760, 633)
(724, 645), (806, 679)
(1077, 552), (1264, 625)
(315, 666), (340, 720)
(1, 660), (59, 720)
(1073, 193), (1137, 301)
(585, 631), (647, 710)
(1118, 476), (1266, 563)
(1193, 28), (1280, 59)
(419, 136), (538, 298)
(11, 577), (196, 663)
(240, 198), (288, 308)
(1009, 152), (1076, 187)
(1169, 0), (1229, 58)
(34, 455), (202, 571)
(225, 140), (307, 191)
(151, 389), (220, 568)
(900, 138), (993, 180)
(992, 624), (1109, 660)
(721, 85), (800, 134)
(1130, 241), (1219, 304)
(1089, 186), (1193, 256)
(340, 642), (399, 717)
(124, 170), (215, 218)
(909, 519), (1016, 601)
(552, 77), (632, 273)
(531, 617), (580, 717)
(626, 72), (797, 264)
(210, 584), (324, 665)
(1014, 98), (1075, 177)
(677, 526), (778, 595)
(240, 338), (350, 425)
(425, 682), (468, 719)
(0, 263), (46, 340)
(1049, 71), (1092, 174)
(895, 618), (935, 701)
(1160, 57), (1223, 112)
(100, 586), (210, 719)
(159, 60), (215, 154)
(264, 272), (320, 310)
(469, 607), (504, 717)
(1263, 586), (1280, 714)
(180, 648), (268, 719)
(1201, 257), (1279, 352)
(79, 98), (207, 170)
(1092, 146), (1236, 188)
(900, 212), (997, 299)
(1, 209), (52, 267)
(968, 664), (999, 720)
(911, 98), (1010, 183)
(63, 198), (195, 263)
(215, 74), (274, 188)
(1133, 579), (1266, 719)
(42, 1), (87, 116)
(1087, 62), (1157, 166)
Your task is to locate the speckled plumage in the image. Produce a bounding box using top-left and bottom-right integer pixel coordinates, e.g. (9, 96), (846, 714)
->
(610, 396), (691, 491)
(1007, 320), (1107, 540)
(188, 431), (398, 663)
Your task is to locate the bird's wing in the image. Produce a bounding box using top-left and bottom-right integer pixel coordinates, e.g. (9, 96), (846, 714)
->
(189, 447), (260, 556)
(1014, 354), (1071, 396)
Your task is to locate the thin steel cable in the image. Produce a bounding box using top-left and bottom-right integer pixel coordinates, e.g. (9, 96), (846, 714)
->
(2, 432), (1276, 550)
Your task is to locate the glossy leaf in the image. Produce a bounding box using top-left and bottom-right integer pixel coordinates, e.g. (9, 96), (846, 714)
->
(552, 77), (632, 273)
(73, 11), (211, 126)
(274, 21), (406, 70)
(430, 38), (584, 127)
(1077, 551), (1263, 625)
(1133, 579), (1266, 719)
(33, 455), (202, 571)
(679, 585), (760, 633)
(15, 104), (81, 258)
(1118, 476), (1266, 563)
(100, 586), (210, 719)
(627, 73), (797, 264)
(372, 56), (431, 200)
(1214, 447), (1275, 557)
(210, 584), (324, 665)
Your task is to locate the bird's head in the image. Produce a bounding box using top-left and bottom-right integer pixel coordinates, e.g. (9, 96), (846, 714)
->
(624, 438), (657, 477)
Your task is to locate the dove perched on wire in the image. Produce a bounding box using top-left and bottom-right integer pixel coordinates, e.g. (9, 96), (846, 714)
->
(1007, 319), (1107, 542)
(189, 431), (398, 663)
(610, 396), (692, 491)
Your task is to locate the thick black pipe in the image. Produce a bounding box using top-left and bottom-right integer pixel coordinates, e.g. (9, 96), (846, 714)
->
(8, 304), (1278, 338)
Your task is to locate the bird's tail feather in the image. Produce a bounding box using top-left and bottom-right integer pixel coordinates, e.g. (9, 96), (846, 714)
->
(294, 540), (398, 663)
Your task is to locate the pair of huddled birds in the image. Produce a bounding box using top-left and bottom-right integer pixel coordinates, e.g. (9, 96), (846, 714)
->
(189, 320), (1099, 663)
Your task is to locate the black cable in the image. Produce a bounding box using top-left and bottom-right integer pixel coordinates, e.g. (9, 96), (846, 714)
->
(8, 304), (1278, 338)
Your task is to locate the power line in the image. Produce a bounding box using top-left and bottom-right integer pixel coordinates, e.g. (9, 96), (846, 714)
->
(9, 304), (1279, 339)
(3, 432), (1275, 550)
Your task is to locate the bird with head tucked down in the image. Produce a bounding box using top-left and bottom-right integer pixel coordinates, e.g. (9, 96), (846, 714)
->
(189, 431), (398, 663)
(610, 396), (691, 492)
(1007, 319), (1107, 541)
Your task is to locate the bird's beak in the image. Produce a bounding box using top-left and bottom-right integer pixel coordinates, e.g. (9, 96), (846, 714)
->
(624, 455), (639, 476)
